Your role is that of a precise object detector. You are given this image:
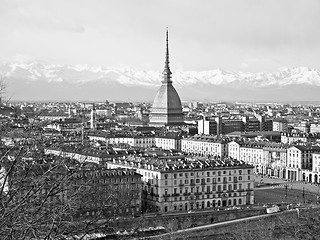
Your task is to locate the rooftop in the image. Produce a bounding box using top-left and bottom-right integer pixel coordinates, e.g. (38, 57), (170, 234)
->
(111, 155), (253, 172)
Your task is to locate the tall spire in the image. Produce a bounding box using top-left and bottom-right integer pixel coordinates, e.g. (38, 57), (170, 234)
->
(162, 28), (172, 83)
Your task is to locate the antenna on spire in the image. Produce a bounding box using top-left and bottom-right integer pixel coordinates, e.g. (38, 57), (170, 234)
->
(165, 28), (169, 66)
(162, 28), (172, 83)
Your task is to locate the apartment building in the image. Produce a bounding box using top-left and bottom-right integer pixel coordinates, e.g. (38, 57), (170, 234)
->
(239, 142), (264, 173)
(281, 132), (309, 144)
(311, 153), (320, 183)
(227, 141), (241, 161)
(155, 135), (182, 151)
(88, 132), (155, 148)
(228, 140), (288, 177)
(74, 166), (143, 218)
(286, 145), (320, 181)
(273, 119), (288, 132)
(181, 135), (228, 157)
(5, 155), (142, 219)
(107, 156), (254, 213)
(310, 123), (320, 133)
(263, 142), (287, 178)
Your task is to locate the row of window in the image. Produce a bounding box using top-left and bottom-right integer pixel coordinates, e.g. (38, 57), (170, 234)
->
(167, 169), (249, 179)
(89, 177), (138, 184)
(164, 176), (248, 186)
(165, 198), (245, 212)
(165, 182), (251, 195)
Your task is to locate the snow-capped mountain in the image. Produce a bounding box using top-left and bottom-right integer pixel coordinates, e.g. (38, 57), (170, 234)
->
(1, 62), (320, 102)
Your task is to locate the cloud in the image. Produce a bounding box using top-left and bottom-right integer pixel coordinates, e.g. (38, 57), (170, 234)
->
(0, 0), (320, 72)
(240, 63), (249, 69)
(1, 54), (35, 64)
(51, 21), (86, 33)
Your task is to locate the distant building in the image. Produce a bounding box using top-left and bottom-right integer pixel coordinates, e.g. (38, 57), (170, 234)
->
(292, 122), (310, 133)
(90, 104), (97, 131)
(198, 116), (269, 135)
(226, 131), (281, 142)
(149, 30), (184, 127)
(310, 123), (320, 133)
(281, 132), (309, 144)
(155, 135), (182, 151)
(181, 135), (229, 157)
(273, 119), (288, 132)
(88, 132), (155, 148)
(221, 119), (244, 134)
(242, 116), (261, 132)
(198, 117), (219, 135)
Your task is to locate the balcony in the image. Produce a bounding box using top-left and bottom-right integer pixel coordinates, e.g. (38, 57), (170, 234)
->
(190, 182), (195, 186)
(194, 192), (202, 195)
(179, 183), (184, 187)
(201, 182), (206, 185)
(163, 194), (170, 197)
(172, 193), (180, 197)
(183, 192), (191, 196)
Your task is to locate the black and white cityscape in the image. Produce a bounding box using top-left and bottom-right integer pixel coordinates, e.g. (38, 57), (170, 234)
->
(1, 0), (320, 239)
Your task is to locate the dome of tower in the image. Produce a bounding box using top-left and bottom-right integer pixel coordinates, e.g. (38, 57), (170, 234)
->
(152, 83), (182, 110)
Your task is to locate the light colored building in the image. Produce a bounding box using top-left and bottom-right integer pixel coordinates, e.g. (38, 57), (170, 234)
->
(262, 142), (287, 178)
(44, 146), (134, 164)
(155, 135), (181, 150)
(227, 141), (240, 161)
(96, 108), (113, 117)
(286, 145), (320, 181)
(311, 153), (320, 183)
(107, 156), (254, 213)
(198, 118), (219, 135)
(310, 123), (320, 133)
(228, 140), (288, 177)
(181, 135), (228, 157)
(88, 132), (155, 148)
(239, 142), (264, 174)
(281, 132), (308, 144)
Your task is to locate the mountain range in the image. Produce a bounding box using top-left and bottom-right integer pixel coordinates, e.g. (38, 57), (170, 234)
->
(1, 62), (320, 102)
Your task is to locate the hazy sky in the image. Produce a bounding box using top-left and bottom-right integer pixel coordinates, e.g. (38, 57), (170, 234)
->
(1, 0), (320, 72)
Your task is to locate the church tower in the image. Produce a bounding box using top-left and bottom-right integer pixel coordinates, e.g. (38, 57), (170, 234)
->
(90, 103), (97, 131)
(149, 29), (184, 127)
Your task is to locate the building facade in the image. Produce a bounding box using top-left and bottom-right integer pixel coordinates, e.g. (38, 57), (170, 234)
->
(106, 156), (254, 213)
(88, 132), (155, 148)
(286, 145), (320, 181)
(181, 135), (228, 157)
(155, 135), (182, 150)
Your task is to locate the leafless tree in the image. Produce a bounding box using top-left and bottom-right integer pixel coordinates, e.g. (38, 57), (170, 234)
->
(0, 127), (141, 239)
